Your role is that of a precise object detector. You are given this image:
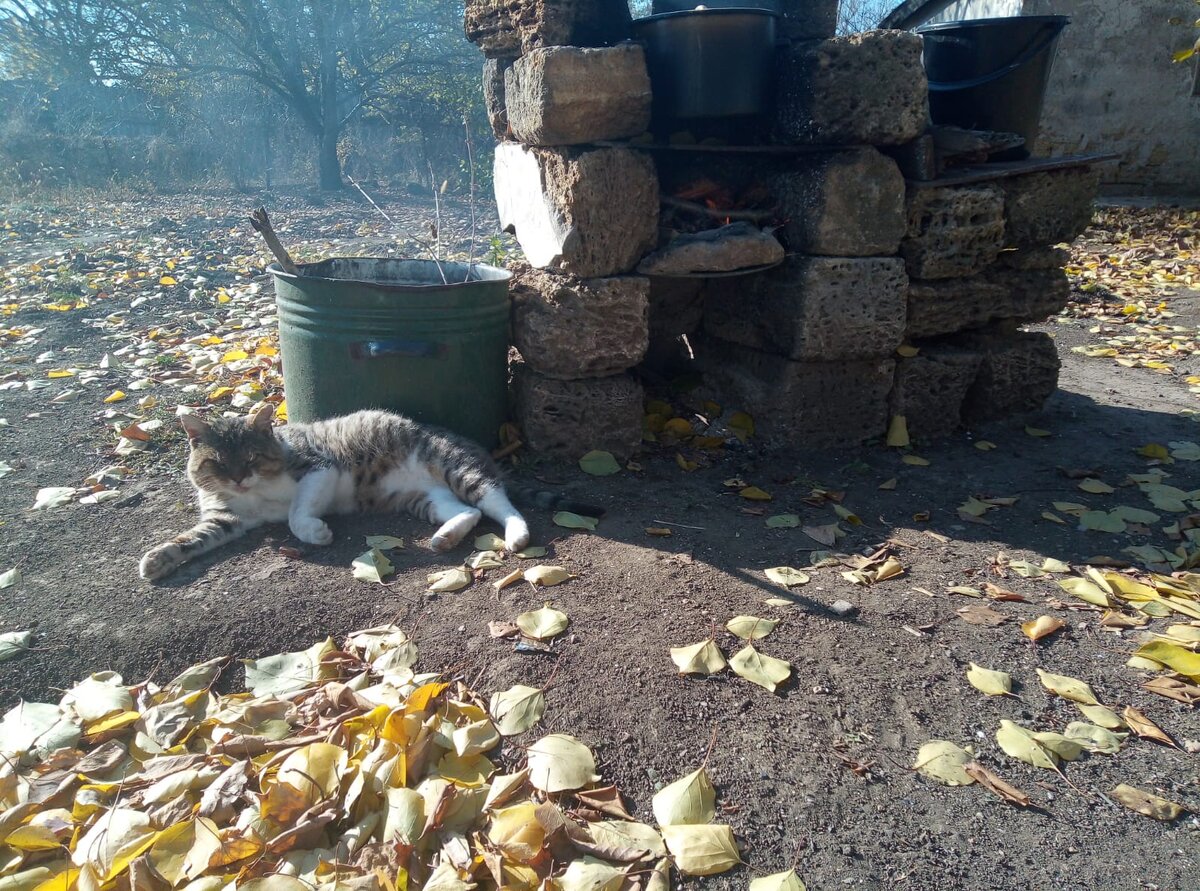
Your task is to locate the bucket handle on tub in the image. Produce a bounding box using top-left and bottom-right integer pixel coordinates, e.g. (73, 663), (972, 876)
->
(925, 24), (1065, 92)
(350, 339), (445, 360)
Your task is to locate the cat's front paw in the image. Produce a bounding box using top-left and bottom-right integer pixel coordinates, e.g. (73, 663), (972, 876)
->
(504, 519), (530, 553)
(140, 544), (183, 581)
(291, 516), (333, 546)
(429, 530), (460, 552)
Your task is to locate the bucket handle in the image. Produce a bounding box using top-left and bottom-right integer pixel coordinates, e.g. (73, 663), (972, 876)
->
(926, 25), (1063, 92)
(350, 339), (445, 360)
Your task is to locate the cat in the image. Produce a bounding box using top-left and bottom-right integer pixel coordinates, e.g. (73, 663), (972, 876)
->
(139, 406), (555, 581)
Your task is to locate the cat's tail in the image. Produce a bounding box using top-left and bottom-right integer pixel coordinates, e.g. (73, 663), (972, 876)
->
(508, 486), (606, 518)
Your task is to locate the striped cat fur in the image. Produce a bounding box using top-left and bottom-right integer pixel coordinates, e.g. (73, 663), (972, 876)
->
(139, 406), (585, 581)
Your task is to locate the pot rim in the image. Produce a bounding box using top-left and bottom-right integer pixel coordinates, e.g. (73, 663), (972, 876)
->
(916, 14), (1070, 33)
(632, 7), (781, 25)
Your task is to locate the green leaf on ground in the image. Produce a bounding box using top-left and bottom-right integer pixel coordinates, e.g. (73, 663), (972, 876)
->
(554, 511), (599, 531)
(579, 451), (621, 476)
(352, 548), (394, 584)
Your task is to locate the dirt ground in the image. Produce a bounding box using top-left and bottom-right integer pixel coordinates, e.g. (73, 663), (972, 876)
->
(1, 189), (1199, 890)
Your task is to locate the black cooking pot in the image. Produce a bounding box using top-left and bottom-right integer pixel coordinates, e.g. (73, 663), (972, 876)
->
(632, 8), (779, 121)
(652, 0), (781, 11)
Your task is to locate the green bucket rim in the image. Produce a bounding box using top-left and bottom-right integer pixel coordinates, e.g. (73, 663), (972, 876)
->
(268, 258), (512, 292)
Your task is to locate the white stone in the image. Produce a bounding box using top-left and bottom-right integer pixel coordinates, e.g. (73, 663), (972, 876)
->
(494, 143), (570, 269)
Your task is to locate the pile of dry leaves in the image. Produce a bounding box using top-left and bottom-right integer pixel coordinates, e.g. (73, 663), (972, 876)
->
(1, 626), (810, 891)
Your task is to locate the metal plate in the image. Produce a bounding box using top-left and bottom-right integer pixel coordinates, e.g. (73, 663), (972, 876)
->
(644, 257), (785, 280)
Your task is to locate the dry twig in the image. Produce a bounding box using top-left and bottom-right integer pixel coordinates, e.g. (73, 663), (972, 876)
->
(249, 207), (299, 276)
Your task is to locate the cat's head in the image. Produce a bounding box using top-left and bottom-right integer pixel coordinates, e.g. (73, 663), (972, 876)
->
(179, 406), (286, 495)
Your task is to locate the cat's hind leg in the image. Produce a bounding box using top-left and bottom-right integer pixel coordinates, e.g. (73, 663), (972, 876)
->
(477, 485), (530, 552)
(139, 512), (255, 580)
(289, 467), (340, 545)
(424, 487), (482, 552)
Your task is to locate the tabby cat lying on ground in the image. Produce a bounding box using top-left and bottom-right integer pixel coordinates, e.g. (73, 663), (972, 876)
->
(140, 406), (558, 581)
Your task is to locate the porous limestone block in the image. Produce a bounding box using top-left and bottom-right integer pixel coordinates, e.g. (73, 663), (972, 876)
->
(704, 256), (908, 360)
(1001, 168), (1099, 249)
(958, 329), (1060, 423)
(779, 0), (838, 40)
(776, 30), (928, 146)
(505, 45), (651, 146)
(483, 58), (515, 140)
(888, 345), (983, 441)
(511, 267), (648, 379)
(464, 0), (631, 58)
(494, 143), (659, 278)
(906, 265), (1070, 339)
(769, 147), (907, 256)
(700, 338), (894, 447)
(985, 265), (1071, 324)
(994, 246), (1070, 271)
(512, 365), (643, 458)
(901, 185), (1006, 280)
(905, 277), (1008, 339)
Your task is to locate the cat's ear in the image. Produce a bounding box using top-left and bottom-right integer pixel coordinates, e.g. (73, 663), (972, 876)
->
(179, 412), (209, 443)
(248, 404), (275, 432)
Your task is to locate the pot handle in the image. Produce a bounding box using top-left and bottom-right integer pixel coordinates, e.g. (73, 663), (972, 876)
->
(350, 339), (445, 360)
(926, 26), (1063, 91)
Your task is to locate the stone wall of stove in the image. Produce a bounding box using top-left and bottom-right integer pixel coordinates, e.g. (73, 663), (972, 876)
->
(463, 0), (1100, 456)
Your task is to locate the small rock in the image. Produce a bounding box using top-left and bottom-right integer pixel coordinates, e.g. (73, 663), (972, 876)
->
(637, 222), (784, 276)
(830, 599), (857, 617)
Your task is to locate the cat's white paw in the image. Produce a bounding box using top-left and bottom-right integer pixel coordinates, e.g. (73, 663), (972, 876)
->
(291, 516), (333, 546)
(430, 508), (482, 552)
(140, 544), (183, 581)
(429, 531), (459, 552)
(504, 519), (530, 553)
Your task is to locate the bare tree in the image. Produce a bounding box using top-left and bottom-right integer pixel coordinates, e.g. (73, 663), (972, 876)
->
(131, 1), (477, 190)
(0, 1), (129, 84)
(1, 0), (478, 190)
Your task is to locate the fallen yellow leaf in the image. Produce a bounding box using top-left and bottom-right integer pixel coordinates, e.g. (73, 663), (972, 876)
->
(886, 415), (910, 448)
(1022, 615), (1066, 641)
(739, 486), (772, 501)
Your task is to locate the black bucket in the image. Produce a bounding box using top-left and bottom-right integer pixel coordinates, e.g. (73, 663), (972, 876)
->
(917, 15), (1069, 159)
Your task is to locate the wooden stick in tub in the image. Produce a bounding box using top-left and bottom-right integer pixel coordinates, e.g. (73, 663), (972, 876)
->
(249, 207), (300, 276)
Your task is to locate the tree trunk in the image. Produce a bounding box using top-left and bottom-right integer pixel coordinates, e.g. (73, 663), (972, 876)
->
(317, 128), (342, 191)
(315, 10), (343, 191)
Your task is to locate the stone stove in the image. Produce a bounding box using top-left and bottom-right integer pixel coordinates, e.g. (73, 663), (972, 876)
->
(464, 0), (1104, 457)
